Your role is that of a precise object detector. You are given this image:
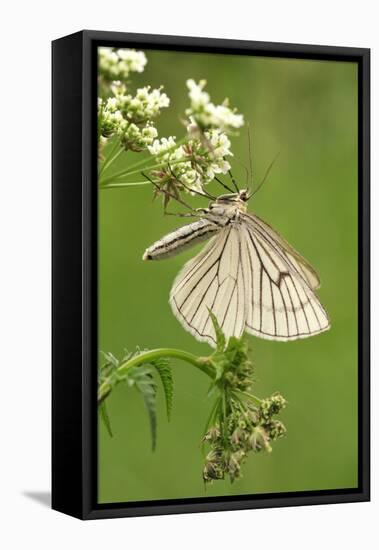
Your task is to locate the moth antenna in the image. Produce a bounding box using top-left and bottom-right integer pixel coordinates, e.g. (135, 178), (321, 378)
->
(250, 152), (281, 198)
(213, 176), (234, 194)
(247, 123), (253, 188)
(233, 156), (250, 188)
(228, 170), (240, 193)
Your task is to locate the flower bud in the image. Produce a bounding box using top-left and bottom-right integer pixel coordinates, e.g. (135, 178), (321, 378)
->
(266, 420), (287, 440)
(203, 425), (221, 443)
(248, 426), (272, 453)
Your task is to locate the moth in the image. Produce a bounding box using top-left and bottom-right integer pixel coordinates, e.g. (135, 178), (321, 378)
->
(143, 185), (330, 348)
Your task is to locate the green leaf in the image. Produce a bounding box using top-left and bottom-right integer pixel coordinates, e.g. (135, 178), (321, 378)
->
(100, 351), (119, 367)
(152, 359), (173, 421)
(208, 309), (226, 352)
(99, 401), (113, 437)
(129, 365), (157, 451)
(209, 352), (228, 382)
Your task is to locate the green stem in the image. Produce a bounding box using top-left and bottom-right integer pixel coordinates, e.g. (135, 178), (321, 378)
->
(100, 156), (191, 186)
(114, 152), (157, 173)
(99, 153), (152, 185)
(99, 139), (123, 176)
(104, 146), (124, 173)
(98, 348), (214, 404)
(221, 388), (227, 444)
(202, 396), (221, 439)
(99, 181), (151, 189)
(111, 136), (187, 179)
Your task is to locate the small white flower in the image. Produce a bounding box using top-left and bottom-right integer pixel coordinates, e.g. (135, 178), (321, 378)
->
(136, 86), (150, 101)
(127, 123), (140, 136)
(171, 145), (186, 162)
(212, 159), (231, 174)
(186, 79), (210, 109)
(147, 136), (177, 156)
(205, 129), (232, 158)
(157, 91), (170, 108)
(106, 97), (119, 111)
(113, 110), (124, 123)
(186, 79), (244, 134)
(147, 141), (161, 155)
(129, 97), (141, 109)
(99, 48), (148, 82)
(117, 49), (147, 73)
(133, 86), (171, 118)
(210, 104), (244, 131)
(142, 126), (158, 140)
(220, 159), (232, 173)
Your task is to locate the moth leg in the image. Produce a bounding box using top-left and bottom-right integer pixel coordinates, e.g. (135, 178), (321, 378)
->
(141, 171), (198, 214)
(167, 163), (216, 201)
(195, 207), (210, 215)
(163, 210), (202, 218)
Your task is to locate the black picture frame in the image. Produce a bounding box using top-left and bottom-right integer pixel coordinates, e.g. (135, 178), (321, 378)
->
(52, 30), (370, 520)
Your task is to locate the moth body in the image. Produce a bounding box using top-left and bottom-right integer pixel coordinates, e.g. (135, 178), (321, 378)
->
(143, 218), (220, 260)
(143, 191), (248, 261)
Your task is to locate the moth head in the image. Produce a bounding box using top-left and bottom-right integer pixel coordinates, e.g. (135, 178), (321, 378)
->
(214, 189), (250, 207)
(239, 189), (250, 202)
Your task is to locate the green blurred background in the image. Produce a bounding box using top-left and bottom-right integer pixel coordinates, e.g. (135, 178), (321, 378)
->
(98, 49), (358, 503)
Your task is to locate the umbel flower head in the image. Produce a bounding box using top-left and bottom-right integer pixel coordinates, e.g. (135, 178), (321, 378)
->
(202, 394), (287, 483)
(145, 78), (244, 202)
(147, 128), (233, 196)
(98, 82), (170, 152)
(186, 79), (244, 134)
(99, 47), (147, 83)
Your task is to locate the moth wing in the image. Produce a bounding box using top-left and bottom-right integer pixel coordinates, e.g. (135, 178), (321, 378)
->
(246, 212), (321, 290)
(170, 225), (248, 347)
(170, 213), (330, 346)
(241, 214), (330, 341)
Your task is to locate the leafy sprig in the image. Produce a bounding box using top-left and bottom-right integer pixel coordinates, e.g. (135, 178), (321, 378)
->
(201, 312), (287, 483)
(98, 312), (287, 483)
(98, 349), (173, 450)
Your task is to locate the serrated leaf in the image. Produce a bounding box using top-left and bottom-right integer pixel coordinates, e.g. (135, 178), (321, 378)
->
(98, 361), (112, 383)
(100, 351), (119, 367)
(208, 309), (226, 352)
(99, 401), (113, 437)
(129, 366), (157, 451)
(152, 359), (173, 421)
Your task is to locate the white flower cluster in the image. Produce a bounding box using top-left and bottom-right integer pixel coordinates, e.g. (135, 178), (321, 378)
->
(148, 128), (233, 194)
(122, 85), (170, 119)
(147, 136), (177, 156)
(98, 47), (147, 82)
(186, 79), (244, 134)
(98, 83), (169, 152)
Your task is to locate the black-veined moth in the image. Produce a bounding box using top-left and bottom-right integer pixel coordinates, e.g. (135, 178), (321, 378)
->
(143, 183), (330, 348)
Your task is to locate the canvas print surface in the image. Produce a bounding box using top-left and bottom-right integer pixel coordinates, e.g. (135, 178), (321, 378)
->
(97, 46), (358, 504)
